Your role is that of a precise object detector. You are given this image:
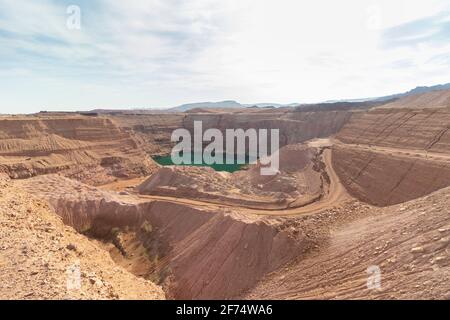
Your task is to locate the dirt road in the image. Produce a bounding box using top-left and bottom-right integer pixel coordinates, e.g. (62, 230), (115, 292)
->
(107, 148), (352, 217)
(333, 139), (450, 162)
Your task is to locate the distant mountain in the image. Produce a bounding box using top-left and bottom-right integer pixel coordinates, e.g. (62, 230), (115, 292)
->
(168, 100), (302, 112)
(407, 83), (450, 94)
(168, 100), (243, 112)
(84, 82), (450, 114)
(295, 99), (397, 112)
(324, 83), (450, 104)
(243, 103), (300, 108)
(374, 83), (450, 102)
(168, 83), (450, 112)
(322, 98), (374, 103)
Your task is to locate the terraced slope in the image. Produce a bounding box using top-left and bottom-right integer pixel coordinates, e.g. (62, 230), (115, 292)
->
(0, 115), (158, 185)
(377, 89), (450, 110)
(336, 108), (450, 153)
(332, 92), (450, 206)
(110, 113), (185, 155)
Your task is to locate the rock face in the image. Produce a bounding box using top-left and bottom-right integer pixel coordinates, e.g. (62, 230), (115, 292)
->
(333, 145), (450, 206)
(183, 109), (352, 147)
(0, 115), (158, 185)
(333, 104), (450, 206)
(17, 175), (308, 300)
(146, 202), (306, 299)
(108, 109), (352, 155)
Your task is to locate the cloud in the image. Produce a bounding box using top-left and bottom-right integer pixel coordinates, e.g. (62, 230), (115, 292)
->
(0, 0), (450, 113)
(382, 11), (450, 48)
(380, 10), (450, 80)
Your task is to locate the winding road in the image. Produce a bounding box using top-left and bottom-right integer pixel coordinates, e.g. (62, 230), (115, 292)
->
(105, 146), (352, 217)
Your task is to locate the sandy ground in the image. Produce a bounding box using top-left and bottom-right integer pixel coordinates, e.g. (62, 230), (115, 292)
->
(0, 175), (165, 300)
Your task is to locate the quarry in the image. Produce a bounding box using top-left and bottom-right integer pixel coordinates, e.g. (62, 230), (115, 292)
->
(0, 88), (449, 300)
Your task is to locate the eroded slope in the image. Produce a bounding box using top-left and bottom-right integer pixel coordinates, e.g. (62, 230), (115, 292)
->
(245, 186), (450, 300)
(0, 174), (165, 300)
(16, 174), (310, 299)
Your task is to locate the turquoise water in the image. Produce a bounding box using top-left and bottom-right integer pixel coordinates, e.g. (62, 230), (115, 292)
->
(152, 152), (252, 173)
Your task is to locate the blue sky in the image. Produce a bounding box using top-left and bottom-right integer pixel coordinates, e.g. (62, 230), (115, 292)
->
(0, 0), (449, 113)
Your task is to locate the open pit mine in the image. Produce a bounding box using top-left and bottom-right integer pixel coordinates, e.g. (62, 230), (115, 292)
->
(0, 89), (449, 300)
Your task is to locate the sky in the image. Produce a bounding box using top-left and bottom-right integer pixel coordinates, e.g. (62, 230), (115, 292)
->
(0, 0), (449, 113)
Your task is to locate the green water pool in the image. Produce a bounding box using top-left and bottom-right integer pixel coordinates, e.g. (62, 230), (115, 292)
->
(152, 153), (252, 173)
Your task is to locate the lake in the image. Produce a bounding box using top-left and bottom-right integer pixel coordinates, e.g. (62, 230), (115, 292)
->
(152, 152), (254, 173)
